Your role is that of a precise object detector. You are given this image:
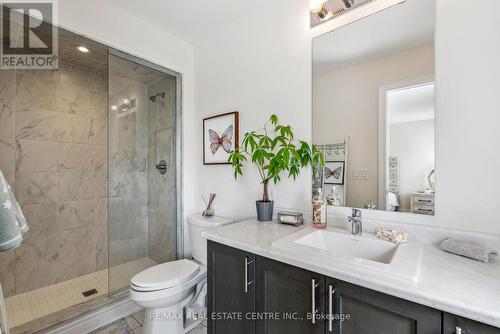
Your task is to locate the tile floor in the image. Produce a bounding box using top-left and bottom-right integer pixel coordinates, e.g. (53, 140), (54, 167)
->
(5, 258), (157, 329)
(91, 310), (207, 334)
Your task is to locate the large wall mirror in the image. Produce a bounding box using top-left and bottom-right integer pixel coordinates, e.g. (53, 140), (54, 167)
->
(312, 0), (436, 215)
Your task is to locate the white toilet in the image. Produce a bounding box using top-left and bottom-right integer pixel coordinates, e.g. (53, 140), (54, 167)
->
(130, 215), (234, 334)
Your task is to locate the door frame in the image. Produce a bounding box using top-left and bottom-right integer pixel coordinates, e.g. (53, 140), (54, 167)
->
(378, 75), (435, 210)
(108, 49), (185, 259)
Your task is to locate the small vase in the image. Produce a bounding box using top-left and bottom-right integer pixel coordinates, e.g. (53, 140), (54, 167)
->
(256, 201), (274, 222)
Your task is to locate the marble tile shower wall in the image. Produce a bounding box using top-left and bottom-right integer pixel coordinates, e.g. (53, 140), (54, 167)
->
(108, 74), (149, 278)
(147, 77), (177, 263)
(0, 62), (108, 296)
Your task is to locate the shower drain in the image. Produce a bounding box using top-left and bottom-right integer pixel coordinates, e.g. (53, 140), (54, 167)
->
(82, 288), (98, 297)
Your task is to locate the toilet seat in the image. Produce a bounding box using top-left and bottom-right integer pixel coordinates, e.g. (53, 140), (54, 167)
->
(131, 259), (200, 292)
(129, 266), (207, 306)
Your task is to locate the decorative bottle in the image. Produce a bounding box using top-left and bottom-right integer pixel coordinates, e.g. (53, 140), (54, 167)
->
(312, 188), (327, 229)
(326, 187), (340, 206)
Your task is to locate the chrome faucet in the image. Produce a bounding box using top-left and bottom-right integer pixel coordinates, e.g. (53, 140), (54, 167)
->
(348, 209), (362, 236)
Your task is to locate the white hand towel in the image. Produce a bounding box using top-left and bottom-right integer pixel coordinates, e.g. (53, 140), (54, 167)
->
(440, 238), (498, 263)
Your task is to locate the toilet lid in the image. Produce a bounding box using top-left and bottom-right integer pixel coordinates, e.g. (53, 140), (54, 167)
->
(131, 259), (200, 291)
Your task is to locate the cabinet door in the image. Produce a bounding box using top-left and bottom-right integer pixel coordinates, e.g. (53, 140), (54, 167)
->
(207, 241), (256, 334)
(256, 256), (325, 334)
(443, 313), (500, 334)
(327, 278), (441, 334)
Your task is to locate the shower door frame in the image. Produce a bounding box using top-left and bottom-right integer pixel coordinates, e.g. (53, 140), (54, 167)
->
(108, 49), (185, 262)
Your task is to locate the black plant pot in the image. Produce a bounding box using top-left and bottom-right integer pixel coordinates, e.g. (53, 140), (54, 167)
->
(256, 201), (274, 222)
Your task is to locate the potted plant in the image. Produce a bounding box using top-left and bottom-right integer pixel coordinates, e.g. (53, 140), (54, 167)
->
(228, 115), (324, 221)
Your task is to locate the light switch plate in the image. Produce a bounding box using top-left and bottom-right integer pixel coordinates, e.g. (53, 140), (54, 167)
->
(352, 168), (368, 180)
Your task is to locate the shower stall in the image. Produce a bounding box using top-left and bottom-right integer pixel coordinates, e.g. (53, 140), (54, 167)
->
(0, 20), (182, 334)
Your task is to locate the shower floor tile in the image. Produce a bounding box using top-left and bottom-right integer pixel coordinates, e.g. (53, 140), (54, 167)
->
(5, 257), (157, 331)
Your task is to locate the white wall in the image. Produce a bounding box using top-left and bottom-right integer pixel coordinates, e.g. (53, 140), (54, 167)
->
(434, 0), (500, 234)
(389, 119), (435, 210)
(57, 0), (197, 251)
(313, 44), (434, 208)
(192, 0), (313, 220)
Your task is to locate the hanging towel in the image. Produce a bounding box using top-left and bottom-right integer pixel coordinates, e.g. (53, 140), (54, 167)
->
(0, 170), (29, 252)
(386, 191), (399, 211)
(440, 238), (498, 263)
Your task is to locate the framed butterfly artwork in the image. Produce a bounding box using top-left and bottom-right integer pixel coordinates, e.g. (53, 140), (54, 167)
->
(203, 111), (239, 165)
(324, 161), (345, 185)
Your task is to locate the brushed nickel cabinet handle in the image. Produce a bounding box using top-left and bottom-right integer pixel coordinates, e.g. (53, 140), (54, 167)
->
(328, 285), (336, 332)
(417, 199), (432, 203)
(244, 257), (253, 293)
(311, 279), (319, 324)
(417, 208), (433, 212)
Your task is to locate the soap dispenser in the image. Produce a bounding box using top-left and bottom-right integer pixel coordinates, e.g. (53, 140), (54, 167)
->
(312, 188), (327, 229)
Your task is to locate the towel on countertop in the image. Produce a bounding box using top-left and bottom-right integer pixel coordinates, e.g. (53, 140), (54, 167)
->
(0, 170), (29, 252)
(440, 238), (498, 263)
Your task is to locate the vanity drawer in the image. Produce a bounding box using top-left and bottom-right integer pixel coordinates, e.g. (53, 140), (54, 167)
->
(413, 206), (434, 215)
(412, 196), (434, 206)
(411, 194), (435, 215)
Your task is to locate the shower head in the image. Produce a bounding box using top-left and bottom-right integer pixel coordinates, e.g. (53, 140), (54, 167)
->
(149, 92), (166, 103)
(342, 0), (355, 8)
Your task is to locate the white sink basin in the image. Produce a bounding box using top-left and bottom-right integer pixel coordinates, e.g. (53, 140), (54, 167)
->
(294, 230), (398, 264)
(272, 227), (423, 283)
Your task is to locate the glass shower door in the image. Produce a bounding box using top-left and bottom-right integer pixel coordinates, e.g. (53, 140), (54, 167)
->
(108, 53), (179, 295)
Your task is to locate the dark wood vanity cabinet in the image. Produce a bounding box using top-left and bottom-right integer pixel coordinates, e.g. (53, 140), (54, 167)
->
(328, 278), (441, 334)
(256, 256), (325, 334)
(443, 313), (500, 334)
(207, 241), (256, 334)
(207, 241), (499, 334)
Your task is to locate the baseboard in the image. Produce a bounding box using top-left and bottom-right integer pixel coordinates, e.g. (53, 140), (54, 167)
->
(46, 296), (142, 334)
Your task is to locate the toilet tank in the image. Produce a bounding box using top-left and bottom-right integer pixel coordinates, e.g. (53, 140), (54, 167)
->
(188, 215), (234, 265)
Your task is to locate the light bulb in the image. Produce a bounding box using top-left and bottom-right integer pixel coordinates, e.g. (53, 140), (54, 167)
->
(122, 98), (130, 104)
(75, 45), (90, 53)
(309, 0), (328, 13)
(110, 105), (118, 111)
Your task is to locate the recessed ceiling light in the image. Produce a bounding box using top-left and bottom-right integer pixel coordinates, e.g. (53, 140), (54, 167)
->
(76, 45), (90, 53)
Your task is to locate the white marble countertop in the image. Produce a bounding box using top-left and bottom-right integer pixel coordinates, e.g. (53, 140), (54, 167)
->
(203, 219), (500, 328)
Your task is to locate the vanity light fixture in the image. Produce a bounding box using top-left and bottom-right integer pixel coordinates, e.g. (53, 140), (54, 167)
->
(75, 45), (90, 53)
(343, 0), (355, 8)
(309, 0), (331, 20)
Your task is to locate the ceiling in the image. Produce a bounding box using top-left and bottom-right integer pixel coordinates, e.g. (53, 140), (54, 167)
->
(104, 0), (246, 44)
(388, 83), (435, 125)
(313, 0), (435, 75)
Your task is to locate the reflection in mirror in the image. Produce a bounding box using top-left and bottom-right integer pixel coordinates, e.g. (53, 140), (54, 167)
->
(313, 139), (349, 206)
(312, 0), (435, 215)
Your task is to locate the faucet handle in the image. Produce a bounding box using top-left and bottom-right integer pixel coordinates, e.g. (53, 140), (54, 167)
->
(352, 208), (361, 218)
